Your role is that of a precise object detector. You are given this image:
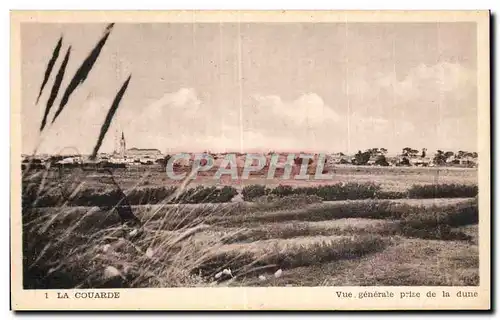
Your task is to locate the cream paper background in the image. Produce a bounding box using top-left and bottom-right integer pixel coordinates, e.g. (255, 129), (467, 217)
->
(10, 10), (490, 310)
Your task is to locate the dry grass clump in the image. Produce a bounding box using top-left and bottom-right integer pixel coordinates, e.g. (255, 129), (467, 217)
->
(196, 235), (391, 279)
(23, 208), (210, 288)
(219, 199), (478, 243)
(251, 194), (323, 211)
(241, 183), (383, 201)
(407, 184), (478, 199)
(241, 183), (478, 202)
(221, 219), (397, 244)
(22, 172), (246, 289)
(397, 198), (478, 240)
(216, 201), (400, 226)
(23, 182), (238, 207)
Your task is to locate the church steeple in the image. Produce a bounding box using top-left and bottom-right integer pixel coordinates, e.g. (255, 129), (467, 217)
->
(120, 131), (126, 158)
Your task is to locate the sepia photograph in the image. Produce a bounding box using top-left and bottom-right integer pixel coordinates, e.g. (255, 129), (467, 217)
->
(10, 10), (490, 310)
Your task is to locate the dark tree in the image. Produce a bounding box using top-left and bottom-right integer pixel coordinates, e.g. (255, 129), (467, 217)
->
(375, 155), (389, 166)
(433, 150), (446, 165)
(444, 151), (454, 160)
(402, 147), (418, 158)
(353, 150), (371, 165)
(421, 148), (427, 158)
(400, 157), (411, 166)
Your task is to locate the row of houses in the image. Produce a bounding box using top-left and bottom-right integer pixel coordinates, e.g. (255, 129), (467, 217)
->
(21, 147), (165, 167)
(22, 149), (478, 169)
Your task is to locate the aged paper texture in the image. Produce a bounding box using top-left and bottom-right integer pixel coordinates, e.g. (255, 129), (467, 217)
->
(10, 10), (490, 310)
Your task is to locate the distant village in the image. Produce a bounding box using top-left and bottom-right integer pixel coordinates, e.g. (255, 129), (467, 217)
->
(22, 132), (163, 169)
(21, 131), (478, 170)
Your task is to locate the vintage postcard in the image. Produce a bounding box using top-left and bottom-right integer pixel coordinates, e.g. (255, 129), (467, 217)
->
(10, 10), (490, 310)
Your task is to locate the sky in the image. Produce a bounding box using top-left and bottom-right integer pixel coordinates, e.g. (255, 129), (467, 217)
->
(21, 22), (478, 155)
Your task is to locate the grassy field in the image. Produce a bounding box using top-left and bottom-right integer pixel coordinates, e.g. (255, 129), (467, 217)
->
(21, 165), (479, 288)
(23, 186), (478, 288)
(34, 164), (478, 192)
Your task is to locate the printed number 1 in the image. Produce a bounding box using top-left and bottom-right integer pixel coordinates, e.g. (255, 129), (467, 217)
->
(45, 293), (48, 299)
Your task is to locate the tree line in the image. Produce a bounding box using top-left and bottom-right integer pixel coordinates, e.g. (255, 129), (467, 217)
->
(352, 147), (477, 166)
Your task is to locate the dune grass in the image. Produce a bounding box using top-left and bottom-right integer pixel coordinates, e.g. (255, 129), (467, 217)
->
(218, 199), (477, 244)
(216, 198), (477, 226)
(22, 174), (244, 289)
(220, 219), (398, 244)
(407, 184), (478, 199)
(241, 183), (478, 202)
(23, 169), (478, 208)
(195, 234), (391, 280)
(22, 166), (478, 288)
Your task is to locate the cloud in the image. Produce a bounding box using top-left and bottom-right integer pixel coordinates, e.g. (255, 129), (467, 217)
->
(345, 61), (476, 146)
(376, 61), (475, 101)
(26, 62), (477, 155)
(114, 90), (347, 153)
(134, 88), (202, 122)
(252, 93), (340, 126)
(117, 88), (243, 152)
